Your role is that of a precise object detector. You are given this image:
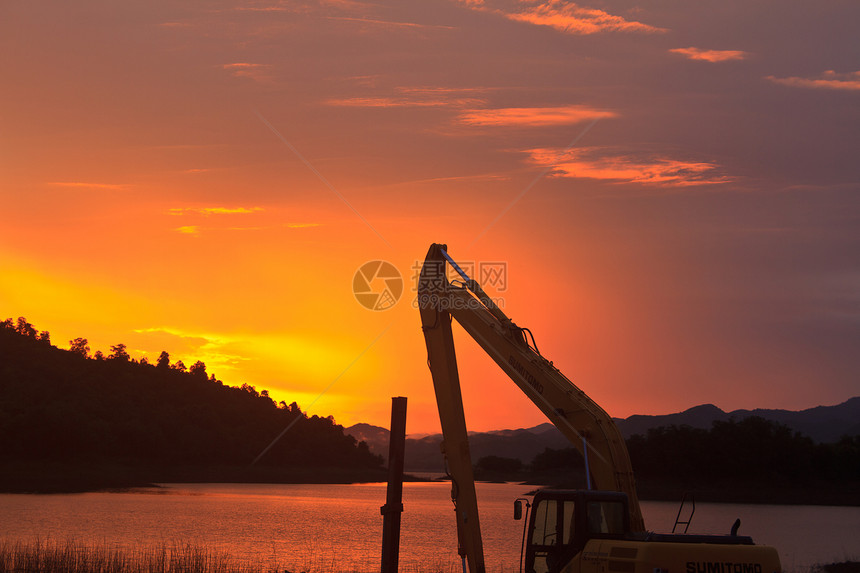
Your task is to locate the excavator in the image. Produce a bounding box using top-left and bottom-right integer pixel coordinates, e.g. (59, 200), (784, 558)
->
(417, 243), (781, 573)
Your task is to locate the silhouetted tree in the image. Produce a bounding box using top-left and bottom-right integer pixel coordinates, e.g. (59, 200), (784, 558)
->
(189, 360), (207, 379)
(94, 350), (105, 360)
(15, 317), (37, 338)
(156, 351), (170, 369)
(109, 343), (130, 361)
(171, 360), (187, 373)
(69, 337), (90, 358)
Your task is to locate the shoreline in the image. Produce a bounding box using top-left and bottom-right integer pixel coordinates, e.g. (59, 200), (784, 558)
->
(2, 463), (857, 506)
(0, 462), (391, 494)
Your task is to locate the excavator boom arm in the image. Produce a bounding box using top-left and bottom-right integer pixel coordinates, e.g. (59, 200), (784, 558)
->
(419, 244), (644, 572)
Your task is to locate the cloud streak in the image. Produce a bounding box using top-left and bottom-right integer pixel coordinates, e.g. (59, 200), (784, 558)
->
(172, 222), (321, 235)
(461, 0), (666, 34)
(132, 326), (247, 372)
(168, 206), (319, 235)
(169, 207), (265, 216)
(48, 182), (129, 191)
(766, 70), (860, 91)
(526, 147), (731, 187)
(222, 63), (272, 83)
(458, 105), (616, 126)
(327, 16), (455, 30)
(670, 47), (749, 63)
(326, 86), (486, 108)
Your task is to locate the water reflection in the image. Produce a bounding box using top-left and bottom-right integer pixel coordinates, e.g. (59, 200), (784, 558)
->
(1, 483), (857, 572)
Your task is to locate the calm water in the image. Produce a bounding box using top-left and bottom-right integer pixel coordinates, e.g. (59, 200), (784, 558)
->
(1, 482), (858, 572)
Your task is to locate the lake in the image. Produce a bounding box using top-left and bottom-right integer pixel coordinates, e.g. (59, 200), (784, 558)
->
(1, 482), (858, 572)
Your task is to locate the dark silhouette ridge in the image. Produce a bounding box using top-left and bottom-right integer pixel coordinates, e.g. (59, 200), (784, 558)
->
(0, 317), (383, 492)
(616, 400), (860, 444)
(624, 417), (860, 504)
(467, 420), (860, 505)
(346, 397), (860, 472)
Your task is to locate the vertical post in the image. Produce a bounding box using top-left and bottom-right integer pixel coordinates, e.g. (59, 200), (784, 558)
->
(582, 435), (592, 490)
(381, 396), (408, 573)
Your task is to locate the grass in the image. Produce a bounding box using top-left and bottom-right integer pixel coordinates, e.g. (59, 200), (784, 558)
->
(0, 539), (492, 573)
(3, 539), (851, 573)
(0, 540), (266, 573)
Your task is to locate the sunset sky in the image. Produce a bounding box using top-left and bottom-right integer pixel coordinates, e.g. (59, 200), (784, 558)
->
(2, 0), (858, 434)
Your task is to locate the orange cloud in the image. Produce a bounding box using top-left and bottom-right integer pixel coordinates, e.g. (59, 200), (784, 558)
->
(398, 86), (487, 96)
(458, 105), (616, 127)
(462, 0), (666, 34)
(172, 222), (320, 234)
(169, 207), (265, 216)
(325, 96), (449, 107)
(346, 75), (381, 87)
(766, 70), (860, 91)
(224, 223), (321, 231)
(221, 63), (272, 82)
(328, 16), (455, 30)
(326, 86), (485, 108)
(670, 47), (749, 62)
(401, 173), (511, 185)
(527, 147), (731, 187)
(48, 181), (129, 191)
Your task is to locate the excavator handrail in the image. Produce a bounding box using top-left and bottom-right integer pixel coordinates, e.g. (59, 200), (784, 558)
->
(419, 244), (645, 573)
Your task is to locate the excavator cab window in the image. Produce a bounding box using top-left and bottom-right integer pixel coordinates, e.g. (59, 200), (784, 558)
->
(586, 500), (625, 535)
(531, 499), (558, 547)
(526, 498), (577, 573)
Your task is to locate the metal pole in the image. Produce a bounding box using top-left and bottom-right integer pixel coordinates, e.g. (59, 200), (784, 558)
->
(381, 396), (408, 573)
(582, 435), (592, 490)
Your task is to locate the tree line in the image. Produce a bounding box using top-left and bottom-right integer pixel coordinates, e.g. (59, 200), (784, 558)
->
(0, 317), (382, 471)
(626, 416), (859, 486)
(476, 416), (859, 491)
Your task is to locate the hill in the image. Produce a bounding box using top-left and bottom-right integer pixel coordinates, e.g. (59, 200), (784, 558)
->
(615, 399), (860, 443)
(0, 317), (384, 492)
(346, 398), (860, 472)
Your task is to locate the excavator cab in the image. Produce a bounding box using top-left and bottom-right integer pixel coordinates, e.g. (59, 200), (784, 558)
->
(523, 490), (630, 573)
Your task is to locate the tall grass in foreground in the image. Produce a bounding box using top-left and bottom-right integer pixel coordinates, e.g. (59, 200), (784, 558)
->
(0, 539), (497, 573)
(0, 540), (260, 573)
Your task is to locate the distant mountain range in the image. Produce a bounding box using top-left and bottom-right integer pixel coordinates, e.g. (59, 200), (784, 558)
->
(346, 397), (860, 472)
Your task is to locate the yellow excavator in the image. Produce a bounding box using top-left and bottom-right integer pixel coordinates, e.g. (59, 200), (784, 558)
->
(418, 243), (781, 573)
